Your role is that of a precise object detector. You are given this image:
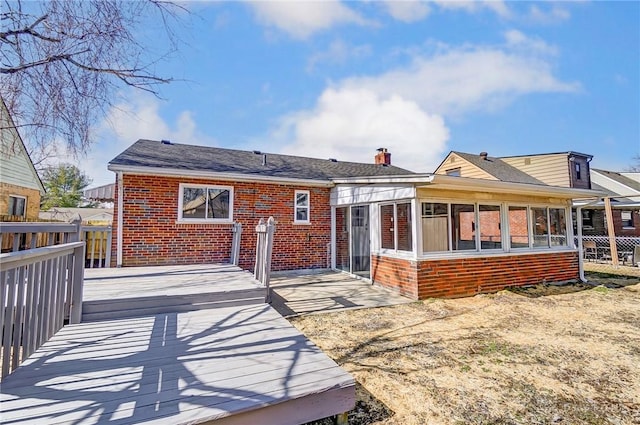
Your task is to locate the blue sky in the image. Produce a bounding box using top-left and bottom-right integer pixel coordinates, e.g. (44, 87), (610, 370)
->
(82, 1), (639, 187)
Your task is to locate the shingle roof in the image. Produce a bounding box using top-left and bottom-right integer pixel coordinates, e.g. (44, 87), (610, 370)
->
(451, 151), (544, 185)
(109, 139), (414, 181)
(592, 169), (640, 192)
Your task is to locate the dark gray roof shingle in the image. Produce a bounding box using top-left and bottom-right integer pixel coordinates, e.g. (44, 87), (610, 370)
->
(109, 139), (414, 181)
(452, 151), (544, 185)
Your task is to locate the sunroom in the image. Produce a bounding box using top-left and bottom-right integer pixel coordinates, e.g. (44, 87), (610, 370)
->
(330, 174), (599, 299)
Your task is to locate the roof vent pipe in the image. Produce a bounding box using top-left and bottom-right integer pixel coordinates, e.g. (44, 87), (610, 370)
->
(479, 152), (488, 160)
(262, 154), (267, 166)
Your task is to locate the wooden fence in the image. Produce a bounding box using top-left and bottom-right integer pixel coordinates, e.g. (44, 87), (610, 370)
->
(0, 241), (85, 379)
(254, 217), (276, 303)
(1, 222), (112, 268)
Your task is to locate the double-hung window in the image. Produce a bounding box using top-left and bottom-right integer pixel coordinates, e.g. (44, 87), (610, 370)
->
(294, 190), (310, 224)
(621, 211), (634, 228)
(8, 195), (26, 217)
(178, 184), (233, 222)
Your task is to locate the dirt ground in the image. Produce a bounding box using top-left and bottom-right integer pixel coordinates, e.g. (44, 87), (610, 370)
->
(294, 272), (640, 425)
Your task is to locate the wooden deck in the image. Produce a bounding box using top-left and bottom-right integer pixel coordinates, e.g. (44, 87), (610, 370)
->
(1, 265), (355, 424)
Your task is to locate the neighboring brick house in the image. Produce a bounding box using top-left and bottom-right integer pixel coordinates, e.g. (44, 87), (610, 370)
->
(109, 140), (599, 299)
(0, 97), (45, 221)
(588, 169), (640, 237)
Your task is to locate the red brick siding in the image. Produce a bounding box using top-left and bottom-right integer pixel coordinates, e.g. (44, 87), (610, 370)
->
(111, 174), (331, 271)
(372, 251), (579, 300)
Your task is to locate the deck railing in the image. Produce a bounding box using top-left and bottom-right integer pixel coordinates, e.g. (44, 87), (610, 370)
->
(254, 217), (276, 303)
(82, 226), (112, 268)
(0, 241), (85, 379)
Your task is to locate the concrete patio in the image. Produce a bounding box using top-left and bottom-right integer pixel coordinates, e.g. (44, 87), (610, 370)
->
(269, 271), (414, 317)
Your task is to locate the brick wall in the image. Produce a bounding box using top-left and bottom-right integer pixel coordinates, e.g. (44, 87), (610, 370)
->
(372, 251), (579, 299)
(0, 183), (41, 220)
(111, 174), (331, 270)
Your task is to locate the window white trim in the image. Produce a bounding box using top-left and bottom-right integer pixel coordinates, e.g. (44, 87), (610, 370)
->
(177, 183), (233, 223)
(294, 190), (310, 224)
(8, 194), (27, 217)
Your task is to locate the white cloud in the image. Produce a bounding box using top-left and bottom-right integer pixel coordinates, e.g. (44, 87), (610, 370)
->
(383, 1), (430, 23)
(245, 0), (370, 39)
(340, 39), (579, 116)
(273, 33), (579, 172)
(432, 1), (511, 18)
(72, 95), (215, 187)
(307, 39), (372, 72)
(528, 4), (571, 24)
(504, 29), (558, 56)
(279, 88), (449, 173)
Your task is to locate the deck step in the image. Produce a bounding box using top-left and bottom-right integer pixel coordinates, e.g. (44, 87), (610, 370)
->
(82, 288), (267, 322)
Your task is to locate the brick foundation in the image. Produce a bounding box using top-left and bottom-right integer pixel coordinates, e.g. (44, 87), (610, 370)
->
(372, 251), (579, 299)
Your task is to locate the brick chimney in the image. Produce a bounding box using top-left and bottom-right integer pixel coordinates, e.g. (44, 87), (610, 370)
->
(375, 148), (391, 165)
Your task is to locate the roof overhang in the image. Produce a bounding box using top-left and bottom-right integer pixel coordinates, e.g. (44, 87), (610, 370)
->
(333, 174), (605, 200)
(107, 164), (334, 188)
(422, 175), (604, 199)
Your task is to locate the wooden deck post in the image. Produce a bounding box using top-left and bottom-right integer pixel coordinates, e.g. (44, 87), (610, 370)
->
(69, 243), (85, 324)
(231, 222), (242, 266)
(335, 412), (349, 425)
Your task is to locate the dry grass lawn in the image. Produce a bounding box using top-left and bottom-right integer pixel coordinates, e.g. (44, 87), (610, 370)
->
(294, 273), (640, 425)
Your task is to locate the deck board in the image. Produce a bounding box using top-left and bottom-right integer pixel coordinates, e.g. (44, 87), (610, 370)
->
(1, 265), (355, 425)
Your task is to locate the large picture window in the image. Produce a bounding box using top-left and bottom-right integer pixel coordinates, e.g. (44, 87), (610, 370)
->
(178, 184), (233, 222)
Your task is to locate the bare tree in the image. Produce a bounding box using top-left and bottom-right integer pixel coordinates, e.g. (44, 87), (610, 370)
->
(627, 155), (640, 172)
(1, 0), (186, 162)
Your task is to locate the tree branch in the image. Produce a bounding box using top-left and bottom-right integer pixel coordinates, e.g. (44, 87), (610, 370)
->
(0, 14), (61, 44)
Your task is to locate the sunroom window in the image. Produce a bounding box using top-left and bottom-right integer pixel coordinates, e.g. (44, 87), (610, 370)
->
(179, 184), (233, 222)
(479, 205), (502, 250)
(380, 202), (412, 252)
(508, 206), (529, 248)
(421, 202), (568, 253)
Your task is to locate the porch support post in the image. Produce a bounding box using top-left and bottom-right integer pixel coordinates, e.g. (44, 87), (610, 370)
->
(604, 197), (618, 267)
(116, 171), (124, 267)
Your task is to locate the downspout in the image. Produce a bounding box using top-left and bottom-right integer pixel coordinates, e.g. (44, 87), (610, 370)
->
(116, 171), (124, 267)
(576, 198), (601, 283)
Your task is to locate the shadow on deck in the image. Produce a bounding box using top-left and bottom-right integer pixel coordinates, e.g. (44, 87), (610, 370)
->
(1, 264), (355, 425)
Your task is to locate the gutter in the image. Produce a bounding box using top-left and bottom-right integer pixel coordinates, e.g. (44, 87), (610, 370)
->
(576, 197), (603, 283)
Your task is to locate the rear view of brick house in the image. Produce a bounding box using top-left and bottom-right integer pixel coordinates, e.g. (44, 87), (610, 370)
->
(109, 140), (602, 299)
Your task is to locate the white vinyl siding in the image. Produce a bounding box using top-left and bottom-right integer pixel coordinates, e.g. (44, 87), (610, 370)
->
(501, 154), (571, 187)
(0, 102), (44, 192)
(435, 153), (498, 180)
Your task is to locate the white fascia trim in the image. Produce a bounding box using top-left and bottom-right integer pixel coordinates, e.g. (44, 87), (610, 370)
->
(331, 174), (435, 185)
(422, 175), (605, 199)
(107, 164), (334, 188)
